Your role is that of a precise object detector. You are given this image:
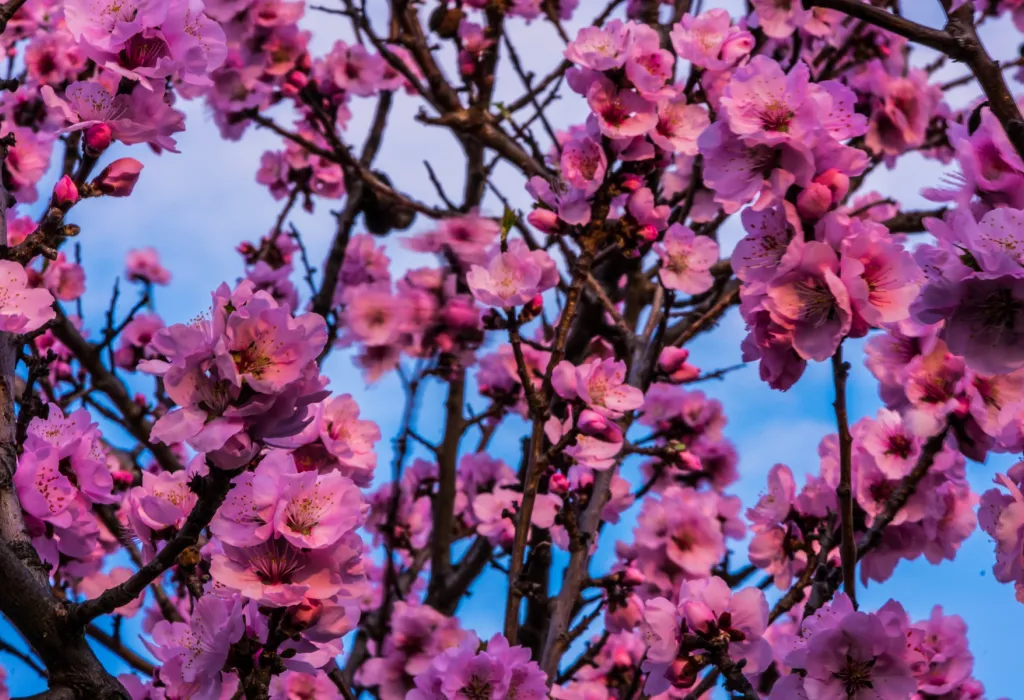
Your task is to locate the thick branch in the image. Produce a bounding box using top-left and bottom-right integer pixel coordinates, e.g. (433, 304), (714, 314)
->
(428, 371), (465, 599)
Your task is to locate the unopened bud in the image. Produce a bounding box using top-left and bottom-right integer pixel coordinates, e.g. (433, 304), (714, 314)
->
(94, 158), (143, 197)
(813, 168), (850, 203)
(84, 123), (113, 155)
(639, 224), (659, 243)
(52, 175), (79, 208)
(527, 208), (559, 233)
(796, 182), (832, 220)
(620, 173), (644, 192)
(622, 565), (645, 586)
(548, 472), (569, 495)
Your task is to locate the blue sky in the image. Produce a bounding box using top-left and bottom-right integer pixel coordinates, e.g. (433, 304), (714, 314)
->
(4, 0), (1024, 697)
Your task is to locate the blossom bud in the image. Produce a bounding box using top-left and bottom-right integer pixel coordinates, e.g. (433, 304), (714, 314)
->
(796, 182), (832, 220)
(548, 472), (569, 495)
(620, 173), (644, 192)
(612, 647), (633, 668)
(527, 208), (559, 233)
(519, 294), (544, 323)
(682, 600), (716, 634)
(622, 565), (645, 586)
(52, 175), (79, 208)
(111, 470), (135, 488)
(94, 158), (143, 197)
(289, 600), (324, 630)
(658, 347), (700, 383)
(458, 50), (477, 78)
(720, 31), (755, 64)
(814, 168), (850, 202)
(84, 123), (113, 155)
(666, 658), (698, 689)
(639, 223), (659, 243)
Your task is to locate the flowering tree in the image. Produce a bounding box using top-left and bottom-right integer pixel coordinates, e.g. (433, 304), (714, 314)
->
(3, 0), (1024, 697)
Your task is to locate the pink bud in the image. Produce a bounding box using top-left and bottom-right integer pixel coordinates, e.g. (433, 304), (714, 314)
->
(796, 182), (832, 220)
(53, 175), (79, 207)
(548, 472), (569, 495)
(639, 224), (659, 243)
(612, 647), (633, 668)
(666, 658), (698, 689)
(682, 600), (716, 634)
(290, 599), (323, 628)
(112, 470), (134, 487)
(813, 168), (850, 202)
(527, 208), (559, 233)
(720, 30), (755, 64)
(84, 123), (113, 155)
(458, 49), (476, 77)
(622, 566), (645, 586)
(95, 158), (143, 197)
(620, 173), (644, 192)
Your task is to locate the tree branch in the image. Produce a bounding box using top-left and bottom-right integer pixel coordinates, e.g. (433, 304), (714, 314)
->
(831, 347), (857, 608)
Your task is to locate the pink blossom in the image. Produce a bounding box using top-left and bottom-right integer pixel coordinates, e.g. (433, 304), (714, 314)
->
(564, 20), (631, 71)
(654, 223), (719, 294)
(42, 253), (86, 302)
(0, 261), (55, 334)
(650, 97), (709, 155)
(764, 240), (852, 361)
(14, 442), (76, 527)
(586, 75), (657, 139)
(560, 136), (607, 196)
(552, 357), (643, 418)
(467, 244), (557, 308)
(670, 9), (754, 71)
(95, 157), (144, 197)
(126, 247), (172, 285)
(720, 57), (815, 146)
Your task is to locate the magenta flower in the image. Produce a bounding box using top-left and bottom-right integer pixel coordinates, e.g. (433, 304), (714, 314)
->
(95, 157), (144, 197)
(274, 469), (364, 549)
(979, 468), (1024, 599)
(747, 463), (796, 527)
(563, 20), (631, 71)
(41, 81), (130, 136)
(624, 24), (673, 97)
(670, 9), (754, 71)
(765, 240), (853, 361)
(800, 611), (916, 700)
(838, 218), (921, 327)
(42, 253), (85, 302)
(148, 594), (244, 686)
(586, 75), (658, 139)
(734, 204), (798, 285)
(211, 533), (362, 607)
(650, 97), (709, 155)
(64, 0), (169, 54)
(546, 408), (624, 470)
(552, 357), (643, 418)
(467, 244), (556, 308)
(654, 223), (719, 295)
(560, 136), (607, 196)
(126, 247), (172, 285)
(210, 454), (286, 547)
(699, 121), (814, 209)
(0, 261), (55, 334)
(720, 56), (815, 145)
(13, 442), (76, 527)
(216, 294), (327, 393)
